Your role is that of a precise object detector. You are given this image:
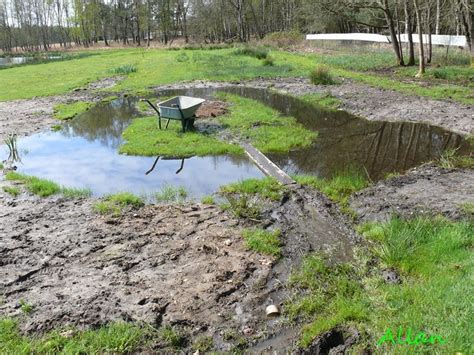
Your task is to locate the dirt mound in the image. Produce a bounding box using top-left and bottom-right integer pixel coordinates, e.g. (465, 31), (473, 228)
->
(350, 164), (474, 222)
(196, 100), (229, 119)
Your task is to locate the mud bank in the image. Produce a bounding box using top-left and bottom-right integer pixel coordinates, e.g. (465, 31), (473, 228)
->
(351, 164), (474, 222)
(154, 78), (474, 136)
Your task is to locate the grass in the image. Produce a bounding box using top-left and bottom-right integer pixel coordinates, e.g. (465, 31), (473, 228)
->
(289, 217), (473, 353)
(294, 170), (369, 216)
(438, 148), (474, 169)
(242, 228), (282, 257)
(299, 93), (342, 110)
(192, 335), (214, 352)
(5, 171), (61, 197)
(309, 65), (336, 85)
(201, 195), (215, 205)
(3, 186), (21, 197)
(94, 192), (144, 216)
(0, 319), (148, 354)
(110, 64), (137, 75)
(120, 116), (242, 157)
(220, 177), (286, 201)
(159, 326), (186, 349)
(155, 185), (188, 203)
(5, 172), (92, 199)
(19, 300), (34, 314)
(53, 101), (93, 120)
(61, 187), (92, 199)
(220, 194), (262, 221)
(459, 202), (474, 217)
(234, 46), (270, 59)
(217, 93), (317, 153)
(0, 48), (471, 104)
(51, 124), (62, 132)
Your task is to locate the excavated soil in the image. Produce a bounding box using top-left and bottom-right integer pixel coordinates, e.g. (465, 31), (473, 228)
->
(154, 78), (474, 136)
(351, 164), (474, 222)
(195, 100), (229, 119)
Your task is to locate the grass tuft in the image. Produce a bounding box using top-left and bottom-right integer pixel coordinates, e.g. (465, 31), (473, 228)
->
(220, 177), (286, 201)
(3, 186), (21, 197)
(53, 101), (93, 120)
(110, 64), (137, 75)
(438, 148), (473, 169)
(242, 228), (281, 257)
(234, 46), (269, 59)
(159, 326), (186, 349)
(94, 192), (144, 216)
(62, 187), (92, 199)
(309, 65), (336, 85)
(201, 195), (215, 205)
(155, 185), (188, 203)
(5, 171), (60, 197)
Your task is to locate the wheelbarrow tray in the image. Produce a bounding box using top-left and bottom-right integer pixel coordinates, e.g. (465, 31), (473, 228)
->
(158, 96), (205, 120)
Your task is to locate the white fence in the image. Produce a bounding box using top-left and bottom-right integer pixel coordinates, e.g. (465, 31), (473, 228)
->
(306, 33), (467, 47)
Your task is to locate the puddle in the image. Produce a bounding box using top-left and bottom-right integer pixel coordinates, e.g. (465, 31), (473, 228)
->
(1, 97), (263, 199)
(157, 87), (468, 180)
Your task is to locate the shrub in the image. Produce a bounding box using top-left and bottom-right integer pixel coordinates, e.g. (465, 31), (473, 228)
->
(234, 46), (269, 59)
(309, 65), (336, 85)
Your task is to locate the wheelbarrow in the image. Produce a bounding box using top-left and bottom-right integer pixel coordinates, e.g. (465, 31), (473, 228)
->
(141, 96), (206, 133)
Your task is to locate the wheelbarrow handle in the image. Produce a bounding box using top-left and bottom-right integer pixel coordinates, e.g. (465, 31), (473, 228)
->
(141, 99), (160, 116)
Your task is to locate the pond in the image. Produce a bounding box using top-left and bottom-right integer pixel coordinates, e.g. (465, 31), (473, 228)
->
(158, 87), (468, 180)
(2, 97), (263, 199)
(0, 55), (63, 67)
(1, 87), (468, 199)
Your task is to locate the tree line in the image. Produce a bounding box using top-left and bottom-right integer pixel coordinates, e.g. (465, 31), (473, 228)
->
(0, 0), (472, 60)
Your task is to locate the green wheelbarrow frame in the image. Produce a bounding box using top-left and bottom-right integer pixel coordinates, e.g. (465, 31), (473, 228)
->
(141, 96), (206, 133)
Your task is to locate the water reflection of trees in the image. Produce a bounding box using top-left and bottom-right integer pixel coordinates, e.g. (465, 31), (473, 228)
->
(61, 98), (138, 149)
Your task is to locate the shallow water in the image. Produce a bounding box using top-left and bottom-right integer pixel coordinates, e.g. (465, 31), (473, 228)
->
(3, 97), (263, 198)
(157, 87), (468, 180)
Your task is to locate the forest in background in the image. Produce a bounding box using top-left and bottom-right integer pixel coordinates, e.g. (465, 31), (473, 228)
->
(0, 0), (472, 51)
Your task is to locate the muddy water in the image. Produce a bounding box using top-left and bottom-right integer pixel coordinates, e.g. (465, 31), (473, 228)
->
(158, 87), (468, 180)
(2, 97), (263, 198)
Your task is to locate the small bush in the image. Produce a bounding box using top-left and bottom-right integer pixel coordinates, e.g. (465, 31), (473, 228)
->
(263, 30), (304, 48)
(110, 64), (137, 75)
(234, 46), (269, 60)
(242, 228), (281, 257)
(309, 66), (336, 85)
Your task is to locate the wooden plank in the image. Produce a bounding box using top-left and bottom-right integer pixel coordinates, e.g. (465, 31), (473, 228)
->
(240, 142), (295, 185)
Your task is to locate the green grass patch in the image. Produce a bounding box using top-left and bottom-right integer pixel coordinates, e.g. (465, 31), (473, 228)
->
(3, 186), (21, 197)
(155, 185), (188, 203)
(217, 93), (317, 153)
(294, 170), (369, 216)
(5, 172), (91, 198)
(290, 217), (473, 353)
(94, 192), (144, 216)
(53, 101), (93, 120)
(159, 326), (186, 349)
(0, 319), (148, 354)
(61, 187), (92, 199)
(120, 116), (242, 158)
(220, 177), (286, 201)
(5, 171), (60, 197)
(192, 335), (214, 352)
(242, 228), (281, 257)
(459, 202), (474, 218)
(100, 95), (120, 104)
(234, 46), (270, 59)
(438, 148), (474, 169)
(299, 93), (342, 110)
(201, 195), (215, 205)
(286, 254), (368, 347)
(220, 194), (262, 221)
(51, 124), (62, 132)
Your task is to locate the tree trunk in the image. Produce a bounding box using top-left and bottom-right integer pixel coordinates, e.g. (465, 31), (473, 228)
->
(383, 0), (404, 66)
(413, 0), (425, 77)
(404, 0), (415, 66)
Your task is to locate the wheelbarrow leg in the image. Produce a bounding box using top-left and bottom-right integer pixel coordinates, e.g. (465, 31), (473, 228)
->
(158, 115), (162, 130)
(166, 119), (171, 129)
(181, 119), (187, 133)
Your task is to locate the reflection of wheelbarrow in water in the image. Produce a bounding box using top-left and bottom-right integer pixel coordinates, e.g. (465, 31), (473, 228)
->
(141, 96), (206, 133)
